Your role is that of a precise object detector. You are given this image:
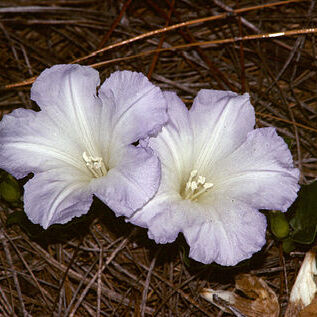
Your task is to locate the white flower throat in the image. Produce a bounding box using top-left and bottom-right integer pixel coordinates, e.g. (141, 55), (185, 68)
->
(82, 151), (107, 178)
(183, 169), (213, 201)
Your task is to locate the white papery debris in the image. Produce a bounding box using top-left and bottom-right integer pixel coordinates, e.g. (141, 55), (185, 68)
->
(285, 249), (317, 317)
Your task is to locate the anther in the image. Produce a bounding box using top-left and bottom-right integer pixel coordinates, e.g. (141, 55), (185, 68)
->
(82, 151), (107, 178)
(197, 175), (206, 185)
(191, 182), (198, 191)
(183, 169), (213, 201)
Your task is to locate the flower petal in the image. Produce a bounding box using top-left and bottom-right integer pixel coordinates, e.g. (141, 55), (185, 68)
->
(129, 193), (184, 244)
(31, 64), (105, 157)
(91, 145), (161, 217)
(98, 70), (168, 145)
(183, 200), (267, 266)
(148, 91), (194, 189)
(0, 108), (88, 179)
(189, 90), (255, 174)
(209, 127), (300, 212)
(128, 92), (195, 239)
(24, 167), (93, 229)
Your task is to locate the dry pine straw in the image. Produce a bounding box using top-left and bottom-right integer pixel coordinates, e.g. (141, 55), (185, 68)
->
(0, 0), (317, 316)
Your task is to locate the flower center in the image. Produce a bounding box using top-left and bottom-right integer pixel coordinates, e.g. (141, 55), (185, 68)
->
(82, 151), (107, 178)
(182, 169), (213, 201)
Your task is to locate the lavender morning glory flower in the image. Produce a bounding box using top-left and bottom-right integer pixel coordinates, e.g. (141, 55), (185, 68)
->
(129, 90), (300, 266)
(0, 64), (168, 229)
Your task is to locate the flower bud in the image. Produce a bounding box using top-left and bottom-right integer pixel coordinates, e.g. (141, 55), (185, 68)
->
(269, 210), (289, 239)
(0, 177), (21, 203)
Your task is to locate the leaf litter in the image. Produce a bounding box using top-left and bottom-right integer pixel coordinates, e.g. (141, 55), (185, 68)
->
(0, 0), (317, 315)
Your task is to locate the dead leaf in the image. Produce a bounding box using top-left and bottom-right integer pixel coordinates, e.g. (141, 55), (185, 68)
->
(201, 274), (279, 317)
(300, 297), (317, 317)
(234, 274), (279, 317)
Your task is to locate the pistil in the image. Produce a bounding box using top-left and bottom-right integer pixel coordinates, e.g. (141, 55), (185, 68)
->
(82, 151), (107, 178)
(183, 169), (213, 201)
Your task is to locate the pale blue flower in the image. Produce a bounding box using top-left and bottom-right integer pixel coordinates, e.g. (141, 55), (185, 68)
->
(129, 90), (300, 266)
(0, 64), (168, 229)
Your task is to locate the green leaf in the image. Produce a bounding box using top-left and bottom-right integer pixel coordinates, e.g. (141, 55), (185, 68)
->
(6, 210), (27, 227)
(283, 137), (294, 150)
(282, 238), (296, 253)
(289, 181), (317, 244)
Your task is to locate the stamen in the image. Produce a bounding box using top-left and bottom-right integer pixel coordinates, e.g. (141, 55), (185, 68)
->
(82, 151), (107, 178)
(183, 169), (213, 201)
(190, 182), (214, 200)
(188, 170), (198, 183)
(197, 175), (206, 185)
(204, 183), (213, 190)
(186, 170), (198, 190)
(191, 181), (198, 191)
